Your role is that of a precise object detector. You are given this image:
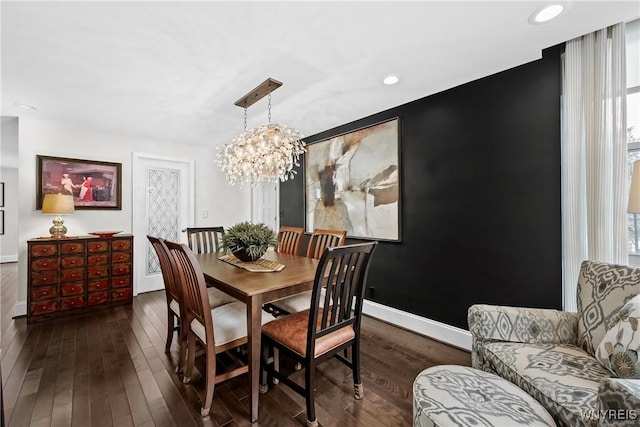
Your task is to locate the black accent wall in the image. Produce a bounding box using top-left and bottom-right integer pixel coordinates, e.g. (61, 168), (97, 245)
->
(280, 45), (563, 330)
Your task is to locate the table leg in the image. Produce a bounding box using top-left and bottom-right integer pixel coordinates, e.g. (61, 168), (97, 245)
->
(247, 297), (262, 423)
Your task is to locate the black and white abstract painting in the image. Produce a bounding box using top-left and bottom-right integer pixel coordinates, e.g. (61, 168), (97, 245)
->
(305, 118), (401, 241)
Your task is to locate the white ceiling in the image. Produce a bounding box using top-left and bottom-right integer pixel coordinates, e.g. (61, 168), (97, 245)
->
(2, 1), (639, 148)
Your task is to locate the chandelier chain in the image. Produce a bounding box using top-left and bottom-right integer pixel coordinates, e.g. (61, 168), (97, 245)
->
(243, 107), (247, 131)
(267, 92), (272, 124)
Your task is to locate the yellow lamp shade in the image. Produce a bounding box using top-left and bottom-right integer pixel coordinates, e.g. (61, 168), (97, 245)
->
(42, 193), (75, 215)
(42, 194), (74, 237)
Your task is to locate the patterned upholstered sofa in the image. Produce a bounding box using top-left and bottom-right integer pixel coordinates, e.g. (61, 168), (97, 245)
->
(468, 260), (640, 427)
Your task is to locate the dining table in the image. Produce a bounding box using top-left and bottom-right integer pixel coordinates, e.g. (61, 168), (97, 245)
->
(194, 250), (320, 423)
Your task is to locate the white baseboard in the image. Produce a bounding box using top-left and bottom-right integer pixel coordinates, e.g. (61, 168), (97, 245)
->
(14, 300), (26, 317)
(1, 255), (18, 263)
(362, 300), (471, 351)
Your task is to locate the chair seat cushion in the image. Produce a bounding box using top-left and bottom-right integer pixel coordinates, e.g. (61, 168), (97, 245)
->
(270, 288), (330, 314)
(169, 289), (236, 317)
(207, 287), (237, 308)
(262, 308), (355, 357)
(169, 298), (180, 316)
(413, 365), (556, 427)
(481, 341), (612, 426)
(270, 291), (313, 314)
(191, 301), (275, 346)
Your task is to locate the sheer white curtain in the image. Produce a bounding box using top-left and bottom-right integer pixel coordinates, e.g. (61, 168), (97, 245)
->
(562, 23), (627, 312)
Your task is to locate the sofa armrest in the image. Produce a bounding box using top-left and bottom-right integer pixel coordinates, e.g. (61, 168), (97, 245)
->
(597, 378), (640, 427)
(468, 304), (578, 345)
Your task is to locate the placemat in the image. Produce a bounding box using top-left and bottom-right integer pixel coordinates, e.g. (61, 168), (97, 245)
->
(218, 254), (285, 272)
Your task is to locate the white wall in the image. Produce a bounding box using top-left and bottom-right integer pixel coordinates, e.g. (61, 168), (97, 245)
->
(16, 117), (251, 316)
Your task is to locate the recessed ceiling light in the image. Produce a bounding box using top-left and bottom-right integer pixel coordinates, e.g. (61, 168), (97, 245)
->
(14, 102), (37, 110)
(383, 75), (400, 85)
(529, 4), (565, 25)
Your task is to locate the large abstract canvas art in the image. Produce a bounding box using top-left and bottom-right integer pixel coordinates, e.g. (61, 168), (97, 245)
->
(305, 118), (401, 241)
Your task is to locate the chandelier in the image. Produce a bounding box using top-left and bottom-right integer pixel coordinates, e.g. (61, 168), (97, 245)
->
(218, 78), (305, 186)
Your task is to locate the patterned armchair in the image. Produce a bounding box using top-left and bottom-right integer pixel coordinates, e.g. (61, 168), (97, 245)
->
(468, 260), (640, 427)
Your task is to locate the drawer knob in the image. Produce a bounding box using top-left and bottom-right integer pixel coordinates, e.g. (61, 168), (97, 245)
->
(43, 278), (47, 281)
(42, 291), (47, 295)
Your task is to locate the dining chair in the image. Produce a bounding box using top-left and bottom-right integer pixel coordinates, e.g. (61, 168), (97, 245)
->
(164, 240), (275, 417)
(186, 226), (225, 254)
(148, 236), (185, 361)
(305, 228), (347, 259)
(275, 226), (304, 256)
(148, 236), (238, 372)
(260, 241), (378, 427)
(269, 228), (347, 315)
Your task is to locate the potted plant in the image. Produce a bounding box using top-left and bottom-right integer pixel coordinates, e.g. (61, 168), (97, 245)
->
(221, 221), (277, 262)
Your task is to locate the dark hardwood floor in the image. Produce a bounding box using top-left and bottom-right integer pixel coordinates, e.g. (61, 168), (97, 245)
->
(0, 262), (471, 426)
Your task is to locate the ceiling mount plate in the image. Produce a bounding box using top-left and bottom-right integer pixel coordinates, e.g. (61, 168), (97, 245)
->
(234, 78), (283, 108)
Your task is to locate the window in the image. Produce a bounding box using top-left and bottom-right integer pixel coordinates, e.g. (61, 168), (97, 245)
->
(626, 19), (640, 251)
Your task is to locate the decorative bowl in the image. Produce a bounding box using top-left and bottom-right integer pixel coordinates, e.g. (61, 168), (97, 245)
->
(89, 231), (123, 238)
(232, 248), (264, 263)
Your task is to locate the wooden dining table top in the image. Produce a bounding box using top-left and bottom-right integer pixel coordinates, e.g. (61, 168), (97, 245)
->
(195, 250), (320, 298)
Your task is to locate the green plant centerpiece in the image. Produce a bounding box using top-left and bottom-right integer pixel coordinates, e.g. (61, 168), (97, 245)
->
(221, 221), (278, 262)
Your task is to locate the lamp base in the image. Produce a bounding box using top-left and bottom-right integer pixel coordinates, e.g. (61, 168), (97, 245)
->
(49, 216), (68, 238)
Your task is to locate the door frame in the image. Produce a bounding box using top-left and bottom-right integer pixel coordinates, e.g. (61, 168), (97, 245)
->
(131, 152), (195, 295)
(251, 181), (279, 231)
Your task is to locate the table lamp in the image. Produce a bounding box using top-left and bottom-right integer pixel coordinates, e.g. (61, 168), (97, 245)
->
(42, 193), (75, 238)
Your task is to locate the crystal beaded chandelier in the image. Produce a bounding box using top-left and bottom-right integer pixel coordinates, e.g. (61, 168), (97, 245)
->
(218, 78), (305, 186)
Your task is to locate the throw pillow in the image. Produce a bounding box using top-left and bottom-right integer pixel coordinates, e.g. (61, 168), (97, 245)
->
(595, 293), (640, 378)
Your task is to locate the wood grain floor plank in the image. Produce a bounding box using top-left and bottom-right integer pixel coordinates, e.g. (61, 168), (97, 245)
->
(71, 315), (91, 427)
(8, 322), (55, 427)
(152, 368), (198, 427)
(100, 316), (134, 427)
(2, 323), (40, 422)
(50, 319), (76, 427)
(110, 315), (155, 427)
(30, 319), (64, 424)
(87, 313), (114, 427)
(137, 368), (176, 427)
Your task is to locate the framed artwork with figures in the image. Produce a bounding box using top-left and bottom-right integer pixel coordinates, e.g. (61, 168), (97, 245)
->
(36, 155), (122, 210)
(304, 117), (401, 241)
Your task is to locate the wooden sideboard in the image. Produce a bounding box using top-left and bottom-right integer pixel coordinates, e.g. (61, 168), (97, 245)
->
(27, 234), (133, 323)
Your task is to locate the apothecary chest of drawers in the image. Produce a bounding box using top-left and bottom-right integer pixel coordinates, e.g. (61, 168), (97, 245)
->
(27, 235), (133, 322)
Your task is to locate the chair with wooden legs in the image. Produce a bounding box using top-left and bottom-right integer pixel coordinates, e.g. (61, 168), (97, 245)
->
(260, 242), (378, 427)
(148, 236), (239, 372)
(275, 226), (304, 256)
(269, 228), (347, 315)
(147, 236), (185, 366)
(165, 240), (275, 417)
(186, 226), (225, 254)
